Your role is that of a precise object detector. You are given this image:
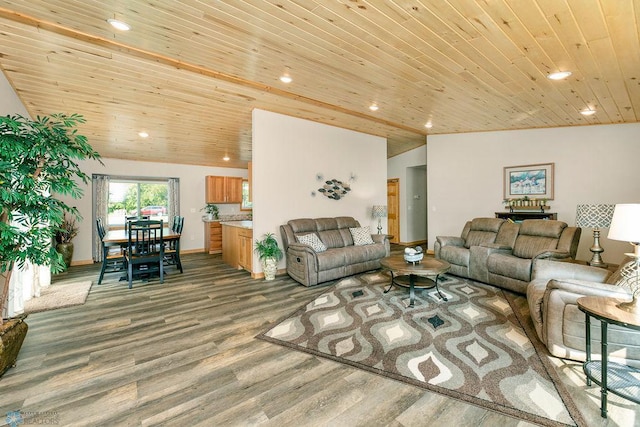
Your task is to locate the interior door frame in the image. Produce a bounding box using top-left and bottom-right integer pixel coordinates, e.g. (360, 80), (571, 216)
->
(387, 178), (400, 244)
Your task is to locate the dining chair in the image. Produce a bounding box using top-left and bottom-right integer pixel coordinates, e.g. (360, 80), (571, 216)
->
(125, 219), (164, 288)
(96, 218), (126, 284)
(165, 216), (184, 273)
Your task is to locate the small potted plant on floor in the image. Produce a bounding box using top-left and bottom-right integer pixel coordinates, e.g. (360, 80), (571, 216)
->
(201, 203), (219, 220)
(55, 214), (79, 269)
(254, 233), (283, 281)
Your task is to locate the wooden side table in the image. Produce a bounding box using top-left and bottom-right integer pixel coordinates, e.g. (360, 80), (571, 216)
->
(577, 296), (640, 418)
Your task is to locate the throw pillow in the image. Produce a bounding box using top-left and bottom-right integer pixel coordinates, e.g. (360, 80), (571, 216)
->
(349, 226), (375, 246)
(296, 233), (327, 252)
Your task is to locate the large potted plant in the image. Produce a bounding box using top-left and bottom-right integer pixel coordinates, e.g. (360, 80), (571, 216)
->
(0, 113), (100, 377)
(55, 214), (79, 269)
(254, 233), (283, 281)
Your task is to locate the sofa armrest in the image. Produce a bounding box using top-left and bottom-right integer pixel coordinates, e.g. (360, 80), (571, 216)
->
(371, 234), (387, 244)
(533, 249), (571, 260)
(285, 243), (320, 286)
(480, 242), (513, 251)
(371, 233), (391, 256)
(546, 278), (630, 299)
(436, 236), (464, 247)
(532, 259), (612, 282)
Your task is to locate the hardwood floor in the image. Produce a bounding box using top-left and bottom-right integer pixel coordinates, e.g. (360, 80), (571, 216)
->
(0, 251), (637, 426)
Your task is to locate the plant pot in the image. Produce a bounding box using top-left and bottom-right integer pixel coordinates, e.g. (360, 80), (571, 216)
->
(262, 257), (278, 281)
(56, 242), (74, 269)
(0, 316), (28, 377)
(207, 213), (214, 220)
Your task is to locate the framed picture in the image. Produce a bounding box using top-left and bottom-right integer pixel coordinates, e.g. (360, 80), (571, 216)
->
(503, 163), (554, 200)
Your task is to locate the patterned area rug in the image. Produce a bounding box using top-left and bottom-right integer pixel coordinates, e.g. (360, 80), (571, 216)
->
(257, 272), (585, 427)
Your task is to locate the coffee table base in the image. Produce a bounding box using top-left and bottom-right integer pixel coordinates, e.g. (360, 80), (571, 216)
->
(384, 271), (448, 307)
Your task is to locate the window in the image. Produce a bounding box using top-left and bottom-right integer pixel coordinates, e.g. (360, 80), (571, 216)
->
(108, 180), (169, 226)
(241, 179), (252, 211)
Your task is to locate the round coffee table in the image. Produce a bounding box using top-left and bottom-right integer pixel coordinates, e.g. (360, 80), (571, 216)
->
(380, 255), (451, 307)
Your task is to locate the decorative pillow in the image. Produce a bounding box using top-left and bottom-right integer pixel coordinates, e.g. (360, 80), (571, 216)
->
(607, 256), (638, 287)
(296, 233), (327, 252)
(349, 226), (375, 246)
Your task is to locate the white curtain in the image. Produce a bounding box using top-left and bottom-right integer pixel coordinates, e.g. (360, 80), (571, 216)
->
(4, 260), (51, 318)
(168, 178), (180, 224)
(92, 175), (110, 262)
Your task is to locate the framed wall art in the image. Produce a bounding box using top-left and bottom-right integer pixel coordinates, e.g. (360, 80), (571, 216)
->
(503, 163), (554, 200)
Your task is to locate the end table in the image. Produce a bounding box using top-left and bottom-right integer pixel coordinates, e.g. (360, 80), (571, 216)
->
(577, 296), (640, 418)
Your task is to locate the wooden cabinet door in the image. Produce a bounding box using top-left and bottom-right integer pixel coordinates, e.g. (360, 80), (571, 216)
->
(206, 176), (226, 203)
(205, 221), (222, 254)
(225, 177), (243, 203)
(238, 230), (253, 270)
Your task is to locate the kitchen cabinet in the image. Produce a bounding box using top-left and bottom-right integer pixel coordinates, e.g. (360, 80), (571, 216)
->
(238, 229), (253, 271)
(206, 176), (243, 204)
(204, 221), (222, 254)
(222, 222), (253, 272)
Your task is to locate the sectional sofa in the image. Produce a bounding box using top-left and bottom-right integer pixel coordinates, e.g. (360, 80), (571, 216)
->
(436, 217), (640, 367)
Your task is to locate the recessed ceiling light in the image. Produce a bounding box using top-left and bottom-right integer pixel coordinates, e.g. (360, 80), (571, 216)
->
(547, 71), (572, 80)
(223, 155), (230, 161)
(580, 108), (596, 116)
(369, 104), (379, 112)
(107, 18), (131, 31)
(425, 122), (433, 129)
(279, 75), (292, 83)
(138, 131), (149, 138)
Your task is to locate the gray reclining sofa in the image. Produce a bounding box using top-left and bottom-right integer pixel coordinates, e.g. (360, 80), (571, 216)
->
(435, 217), (581, 294)
(280, 216), (390, 287)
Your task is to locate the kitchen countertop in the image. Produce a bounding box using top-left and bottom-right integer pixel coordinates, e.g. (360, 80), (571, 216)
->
(202, 214), (251, 223)
(220, 220), (253, 229)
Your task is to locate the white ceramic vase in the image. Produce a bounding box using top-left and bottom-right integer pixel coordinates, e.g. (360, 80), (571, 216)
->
(262, 257), (278, 281)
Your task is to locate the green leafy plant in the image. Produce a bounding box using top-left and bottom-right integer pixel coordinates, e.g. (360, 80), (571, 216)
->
(254, 233), (283, 262)
(201, 203), (219, 219)
(0, 113), (101, 324)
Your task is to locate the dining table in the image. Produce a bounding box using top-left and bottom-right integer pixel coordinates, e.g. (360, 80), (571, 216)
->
(102, 228), (181, 245)
(102, 227), (183, 282)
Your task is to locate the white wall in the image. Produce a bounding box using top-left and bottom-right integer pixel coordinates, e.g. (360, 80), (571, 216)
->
(0, 70), (29, 116)
(252, 109), (388, 273)
(58, 158), (247, 263)
(387, 144), (427, 243)
(427, 123), (640, 265)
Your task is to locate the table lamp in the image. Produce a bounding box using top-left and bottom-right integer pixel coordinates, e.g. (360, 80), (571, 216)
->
(371, 205), (387, 234)
(575, 204), (615, 267)
(607, 204), (640, 313)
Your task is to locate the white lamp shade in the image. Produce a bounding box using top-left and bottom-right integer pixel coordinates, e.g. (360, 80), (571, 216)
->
(372, 205), (387, 218)
(608, 204), (640, 243)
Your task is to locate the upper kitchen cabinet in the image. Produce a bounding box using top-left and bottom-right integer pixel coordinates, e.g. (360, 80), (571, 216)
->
(206, 176), (243, 204)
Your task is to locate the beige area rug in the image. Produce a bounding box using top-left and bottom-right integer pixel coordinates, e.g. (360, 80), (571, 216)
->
(24, 281), (93, 314)
(258, 272), (586, 427)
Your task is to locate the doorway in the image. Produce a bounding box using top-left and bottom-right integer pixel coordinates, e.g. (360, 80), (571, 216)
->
(387, 178), (399, 243)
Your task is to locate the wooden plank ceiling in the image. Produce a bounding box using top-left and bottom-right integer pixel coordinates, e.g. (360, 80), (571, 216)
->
(0, 0), (637, 168)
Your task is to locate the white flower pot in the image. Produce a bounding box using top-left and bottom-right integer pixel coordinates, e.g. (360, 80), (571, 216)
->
(262, 257), (278, 281)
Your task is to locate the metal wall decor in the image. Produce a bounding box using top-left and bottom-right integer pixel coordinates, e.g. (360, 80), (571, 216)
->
(318, 178), (351, 200)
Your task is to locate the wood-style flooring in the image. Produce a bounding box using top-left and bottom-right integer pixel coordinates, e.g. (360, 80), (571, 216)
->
(0, 250), (637, 426)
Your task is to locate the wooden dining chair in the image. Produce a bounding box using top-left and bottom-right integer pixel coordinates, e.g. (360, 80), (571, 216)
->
(96, 218), (126, 284)
(125, 219), (164, 288)
(164, 216), (184, 273)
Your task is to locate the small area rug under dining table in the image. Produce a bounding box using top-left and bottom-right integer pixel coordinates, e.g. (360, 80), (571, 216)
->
(257, 272), (585, 427)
